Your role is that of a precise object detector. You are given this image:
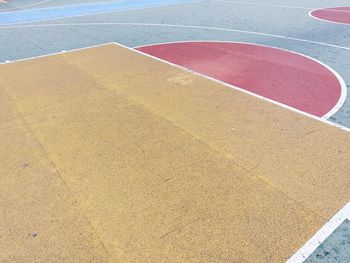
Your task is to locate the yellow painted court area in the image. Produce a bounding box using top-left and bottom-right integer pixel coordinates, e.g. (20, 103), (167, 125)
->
(1, 43), (350, 262)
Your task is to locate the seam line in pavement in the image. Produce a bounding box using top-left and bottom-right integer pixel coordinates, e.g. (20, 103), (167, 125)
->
(66, 49), (328, 223)
(0, 76), (115, 263)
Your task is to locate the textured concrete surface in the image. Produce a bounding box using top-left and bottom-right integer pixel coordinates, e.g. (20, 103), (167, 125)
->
(305, 220), (350, 263)
(0, 87), (112, 262)
(0, 0), (117, 11)
(58, 44), (350, 220)
(0, 0), (194, 26)
(0, 0), (349, 127)
(1, 44), (350, 262)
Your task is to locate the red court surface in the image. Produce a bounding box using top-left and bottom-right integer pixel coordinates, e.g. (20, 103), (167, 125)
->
(310, 7), (350, 25)
(137, 42), (343, 117)
(1, 0), (350, 262)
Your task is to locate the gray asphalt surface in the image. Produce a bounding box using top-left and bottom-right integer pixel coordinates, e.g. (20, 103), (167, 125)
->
(305, 219), (350, 263)
(0, 0), (349, 128)
(0, 0), (117, 11)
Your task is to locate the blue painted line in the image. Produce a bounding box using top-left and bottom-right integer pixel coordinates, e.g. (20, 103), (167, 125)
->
(0, 0), (195, 26)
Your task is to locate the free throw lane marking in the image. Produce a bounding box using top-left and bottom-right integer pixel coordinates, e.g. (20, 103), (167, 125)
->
(2, 42), (350, 261)
(310, 7), (350, 25)
(136, 41), (345, 118)
(0, 43), (329, 262)
(1, 41), (349, 132)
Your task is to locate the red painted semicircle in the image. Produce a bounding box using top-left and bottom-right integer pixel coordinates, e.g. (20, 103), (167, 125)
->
(311, 7), (350, 25)
(136, 42), (343, 117)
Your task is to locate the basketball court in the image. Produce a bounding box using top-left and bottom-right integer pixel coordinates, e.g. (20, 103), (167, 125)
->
(1, 1), (350, 262)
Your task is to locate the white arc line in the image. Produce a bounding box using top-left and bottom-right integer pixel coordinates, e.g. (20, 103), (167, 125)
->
(0, 0), (51, 12)
(133, 40), (347, 120)
(1, 41), (350, 261)
(211, 0), (313, 10)
(114, 41), (350, 132)
(1, 22), (350, 52)
(212, 0), (350, 14)
(0, 0), (202, 22)
(309, 8), (350, 26)
(0, 40), (349, 131)
(0, 22), (348, 118)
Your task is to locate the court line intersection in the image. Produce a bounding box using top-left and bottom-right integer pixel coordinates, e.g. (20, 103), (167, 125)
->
(1, 1), (350, 262)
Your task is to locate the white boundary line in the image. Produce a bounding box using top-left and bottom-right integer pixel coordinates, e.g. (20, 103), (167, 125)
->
(1, 22), (350, 52)
(0, 0), (201, 25)
(211, 0), (313, 10)
(0, 21), (349, 120)
(1, 39), (349, 130)
(0, 0), (197, 14)
(287, 201), (350, 262)
(0, 0), (123, 14)
(135, 40), (347, 120)
(126, 41), (350, 262)
(0, 42), (113, 64)
(118, 41), (349, 131)
(0, 0), (51, 12)
(2, 41), (350, 262)
(1, 40), (349, 132)
(212, 0), (350, 14)
(309, 7), (350, 26)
